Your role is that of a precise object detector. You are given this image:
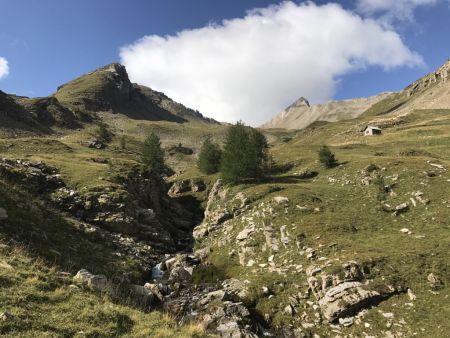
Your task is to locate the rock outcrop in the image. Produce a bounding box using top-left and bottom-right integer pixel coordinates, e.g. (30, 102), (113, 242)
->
(406, 59), (450, 97)
(74, 269), (108, 292)
(306, 261), (401, 323)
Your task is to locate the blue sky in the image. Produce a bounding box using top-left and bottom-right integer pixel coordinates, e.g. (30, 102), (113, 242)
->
(0, 0), (449, 124)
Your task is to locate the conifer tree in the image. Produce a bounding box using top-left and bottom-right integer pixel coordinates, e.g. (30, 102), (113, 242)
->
(141, 133), (165, 176)
(221, 122), (269, 183)
(248, 128), (269, 178)
(197, 137), (222, 174)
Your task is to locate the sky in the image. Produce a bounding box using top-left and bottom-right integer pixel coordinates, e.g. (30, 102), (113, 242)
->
(0, 0), (450, 125)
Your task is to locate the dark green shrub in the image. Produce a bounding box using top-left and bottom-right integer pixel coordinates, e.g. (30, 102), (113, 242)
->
(95, 123), (113, 143)
(318, 145), (337, 168)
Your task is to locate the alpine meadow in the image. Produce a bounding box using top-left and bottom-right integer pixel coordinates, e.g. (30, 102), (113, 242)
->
(0, 1), (449, 337)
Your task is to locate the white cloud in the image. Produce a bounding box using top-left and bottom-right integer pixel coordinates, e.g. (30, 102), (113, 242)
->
(120, 1), (422, 126)
(356, 0), (439, 24)
(0, 57), (9, 79)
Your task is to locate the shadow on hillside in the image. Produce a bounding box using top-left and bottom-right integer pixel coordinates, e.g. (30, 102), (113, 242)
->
(170, 194), (205, 252)
(262, 175), (316, 184)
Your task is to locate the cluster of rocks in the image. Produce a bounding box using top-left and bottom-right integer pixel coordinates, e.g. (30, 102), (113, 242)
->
(168, 178), (206, 196)
(381, 190), (431, 216)
(164, 278), (261, 337)
(0, 158), (200, 258)
(49, 172), (198, 252)
(306, 261), (403, 324)
(87, 138), (106, 149)
(74, 252), (263, 337)
(0, 158), (64, 192)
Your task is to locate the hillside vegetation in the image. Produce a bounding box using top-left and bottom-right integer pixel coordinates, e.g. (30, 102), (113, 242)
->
(0, 61), (449, 337)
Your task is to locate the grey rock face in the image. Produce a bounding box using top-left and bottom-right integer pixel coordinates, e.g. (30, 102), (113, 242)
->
(193, 179), (235, 240)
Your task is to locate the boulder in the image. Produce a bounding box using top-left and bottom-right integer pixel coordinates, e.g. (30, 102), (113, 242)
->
(194, 246), (211, 261)
(74, 269), (108, 291)
(318, 281), (381, 322)
(306, 261), (395, 323)
(216, 320), (257, 338)
(168, 180), (191, 195)
(144, 283), (167, 302)
(221, 279), (249, 302)
(191, 179), (206, 192)
(88, 138), (105, 149)
(168, 267), (192, 285)
(273, 196), (289, 204)
(342, 261), (364, 281)
(427, 273), (441, 288)
(395, 202), (409, 212)
(236, 225), (255, 241)
(102, 213), (136, 234)
(296, 169), (318, 179)
(0, 312), (13, 321)
(129, 284), (154, 308)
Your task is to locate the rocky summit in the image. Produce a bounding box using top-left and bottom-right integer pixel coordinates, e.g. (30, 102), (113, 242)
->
(0, 59), (449, 337)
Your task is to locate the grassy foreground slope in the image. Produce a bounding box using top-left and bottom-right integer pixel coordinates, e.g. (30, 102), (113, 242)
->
(0, 244), (207, 337)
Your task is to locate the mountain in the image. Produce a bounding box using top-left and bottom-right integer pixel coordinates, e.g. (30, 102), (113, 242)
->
(1, 60), (450, 337)
(261, 92), (391, 129)
(0, 63), (217, 136)
(54, 63), (217, 123)
(263, 59), (450, 130)
(362, 59), (450, 118)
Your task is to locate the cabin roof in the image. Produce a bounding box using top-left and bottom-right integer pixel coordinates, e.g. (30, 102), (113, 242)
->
(364, 125), (382, 131)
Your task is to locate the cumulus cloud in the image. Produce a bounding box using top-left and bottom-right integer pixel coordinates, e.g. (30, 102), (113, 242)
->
(120, 1), (422, 125)
(356, 0), (439, 24)
(0, 57), (9, 79)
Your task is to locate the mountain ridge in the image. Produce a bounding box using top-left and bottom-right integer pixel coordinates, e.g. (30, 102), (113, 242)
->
(0, 63), (218, 136)
(262, 92), (392, 130)
(262, 59), (450, 130)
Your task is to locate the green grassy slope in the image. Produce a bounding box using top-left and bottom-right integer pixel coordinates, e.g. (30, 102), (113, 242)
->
(183, 108), (450, 337)
(0, 242), (208, 337)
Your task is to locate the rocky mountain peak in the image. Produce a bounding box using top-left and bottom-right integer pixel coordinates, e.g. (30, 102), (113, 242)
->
(98, 63), (130, 84)
(286, 96), (310, 110)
